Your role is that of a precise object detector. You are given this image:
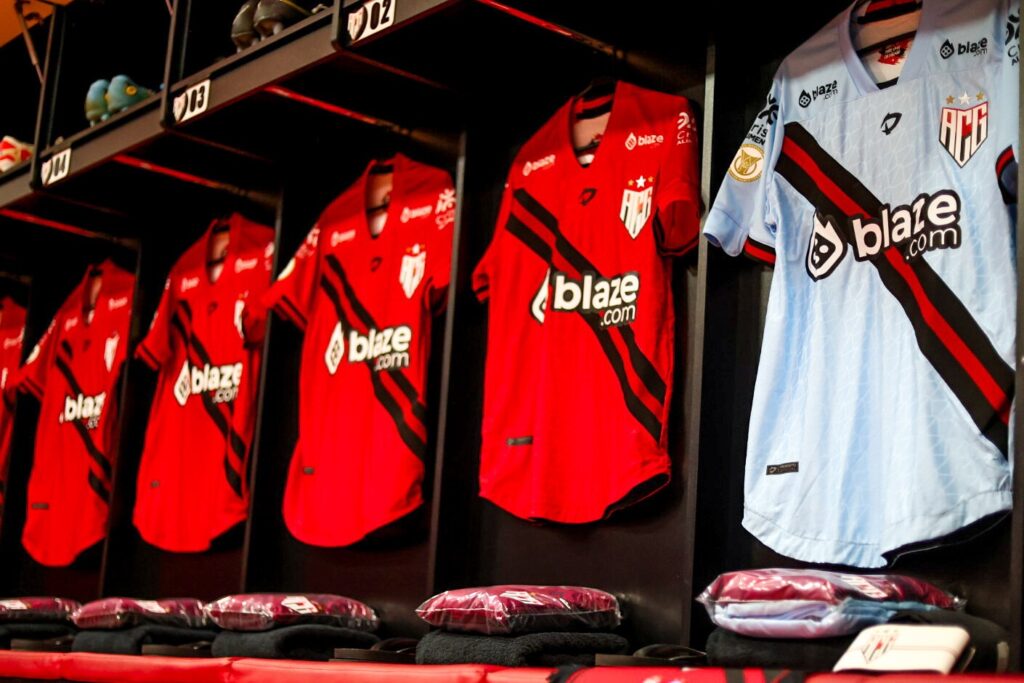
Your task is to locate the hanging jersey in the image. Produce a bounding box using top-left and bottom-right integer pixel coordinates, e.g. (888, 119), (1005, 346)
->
(17, 261), (134, 567)
(704, 0), (1019, 567)
(265, 154), (453, 547)
(0, 297), (26, 512)
(134, 214), (274, 552)
(472, 81), (702, 523)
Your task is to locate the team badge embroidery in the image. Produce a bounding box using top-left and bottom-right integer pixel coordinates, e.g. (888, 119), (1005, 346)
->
(234, 299), (246, 338)
(939, 92), (988, 167)
(860, 630), (898, 663)
(325, 322), (345, 375)
(104, 333), (119, 373)
(729, 144), (765, 182)
(399, 243), (427, 299)
(806, 212), (847, 281)
(620, 175), (654, 238)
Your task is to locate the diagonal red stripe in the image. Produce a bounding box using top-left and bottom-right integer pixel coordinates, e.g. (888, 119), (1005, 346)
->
(782, 136), (1010, 425)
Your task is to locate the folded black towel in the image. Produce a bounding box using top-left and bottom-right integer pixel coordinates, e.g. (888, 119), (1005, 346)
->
(71, 625), (217, 655)
(415, 630), (629, 666)
(706, 627), (852, 671)
(889, 609), (1010, 672)
(211, 625), (379, 661)
(0, 622), (76, 648)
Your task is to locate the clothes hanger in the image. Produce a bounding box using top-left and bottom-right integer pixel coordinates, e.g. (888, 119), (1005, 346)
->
(856, 0), (922, 25)
(855, 30), (918, 56)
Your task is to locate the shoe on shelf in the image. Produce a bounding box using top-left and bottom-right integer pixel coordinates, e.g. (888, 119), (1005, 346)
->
(85, 78), (110, 125)
(0, 136), (33, 172)
(231, 0), (259, 51)
(105, 75), (155, 116)
(252, 0), (324, 39)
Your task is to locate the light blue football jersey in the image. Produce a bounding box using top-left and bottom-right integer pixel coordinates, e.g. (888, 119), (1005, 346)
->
(704, 0), (1019, 567)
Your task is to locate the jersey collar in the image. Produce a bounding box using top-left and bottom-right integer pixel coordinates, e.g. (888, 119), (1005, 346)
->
(838, 0), (932, 95)
(358, 154), (406, 241)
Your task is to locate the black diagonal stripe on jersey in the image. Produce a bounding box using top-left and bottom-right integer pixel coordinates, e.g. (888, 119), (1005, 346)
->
(279, 295), (308, 327)
(323, 255), (430, 426)
(60, 341), (72, 358)
(319, 274), (427, 460)
(169, 307), (246, 496)
(778, 123), (1012, 455)
(513, 188), (668, 404)
(138, 344), (161, 369)
(506, 214), (662, 443)
(88, 470), (110, 502)
(53, 355), (113, 480)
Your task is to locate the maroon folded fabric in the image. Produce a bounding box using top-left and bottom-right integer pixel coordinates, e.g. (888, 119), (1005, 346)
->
(73, 598), (207, 630)
(0, 597), (81, 623)
(205, 594), (378, 632)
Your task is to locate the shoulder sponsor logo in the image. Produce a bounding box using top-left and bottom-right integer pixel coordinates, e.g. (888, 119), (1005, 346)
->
(940, 92), (988, 167)
(881, 112), (902, 135)
(1007, 10), (1020, 64)
(234, 257), (259, 273)
(522, 154), (555, 176)
(399, 243), (426, 298)
(435, 188), (456, 228)
(746, 93), (778, 146)
(64, 316), (78, 331)
(940, 36), (988, 59)
(624, 131), (664, 151)
(108, 296), (129, 311)
(677, 110), (697, 145)
(400, 204), (433, 223)
(180, 276), (200, 293)
(728, 144), (765, 183)
(331, 229), (356, 247)
(798, 80), (839, 108)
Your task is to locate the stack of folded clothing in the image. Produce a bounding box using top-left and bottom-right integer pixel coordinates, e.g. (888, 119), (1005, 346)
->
(71, 597), (216, 655)
(699, 569), (964, 671)
(0, 597), (80, 649)
(207, 593), (379, 661)
(415, 585), (629, 666)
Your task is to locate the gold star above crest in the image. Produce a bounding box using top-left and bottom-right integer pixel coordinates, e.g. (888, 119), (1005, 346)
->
(946, 95), (955, 104)
(976, 91), (986, 100)
(627, 179), (634, 187)
(647, 176), (654, 184)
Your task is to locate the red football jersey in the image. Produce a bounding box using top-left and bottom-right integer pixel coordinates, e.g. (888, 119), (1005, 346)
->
(265, 154), (453, 547)
(472, 81), (701, 523)
(0, 297), (26, 510)
(134, 214), (274, 552)
(17, 261), (134, 566)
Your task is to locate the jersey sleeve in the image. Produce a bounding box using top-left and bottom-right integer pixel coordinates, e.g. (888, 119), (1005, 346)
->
(17, 318), (56, 400)
(703, 80), (784, 264)
(654, 98), (703, 256)
(472, 180), (514, 303)
(425, 182), (456, 314)
(263, 225), (320, 331)
(997, 0), (1019, 204)
(136, 278), (174, 370)
(239, 238), (278, 346)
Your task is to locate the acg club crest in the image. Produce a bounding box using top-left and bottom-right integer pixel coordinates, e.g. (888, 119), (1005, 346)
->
(939, 92), (988, 167)
(104, 333), (119, 373)
(619, 175), (653, 239)
(399, 243), (427, 299)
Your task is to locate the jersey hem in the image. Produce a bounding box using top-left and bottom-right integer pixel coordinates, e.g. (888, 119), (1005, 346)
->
(283, 497), (424, 548)
(742, 488), (1012, 568)
(23, 527), (106, 568)
(133, 508), (247, 553)
(480, 457), (671, 524)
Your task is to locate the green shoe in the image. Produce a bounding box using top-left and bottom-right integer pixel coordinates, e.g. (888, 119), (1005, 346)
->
(106, 75), (154, 115)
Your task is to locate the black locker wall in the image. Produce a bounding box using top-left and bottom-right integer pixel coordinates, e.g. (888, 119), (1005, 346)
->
(0, 0), (1014, 662)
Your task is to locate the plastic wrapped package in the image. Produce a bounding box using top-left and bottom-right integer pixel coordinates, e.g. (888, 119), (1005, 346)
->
(204, 594), (378, 632)
(0, 597), (81, 623)
(416, 585), (621, 635)
(72, 597), (207, 630)
(698, 569), (963, 639)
